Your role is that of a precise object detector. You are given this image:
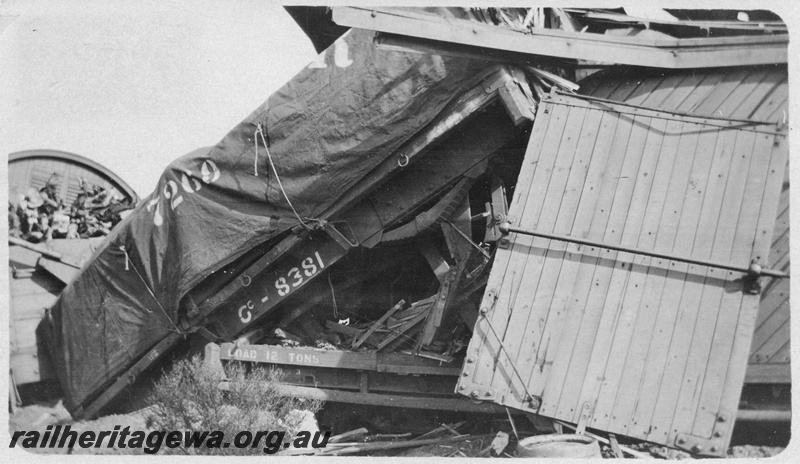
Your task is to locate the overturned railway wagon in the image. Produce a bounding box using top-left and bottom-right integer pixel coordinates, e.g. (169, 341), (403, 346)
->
(9, 150), (139, 392)
(39, 7), (789, 458)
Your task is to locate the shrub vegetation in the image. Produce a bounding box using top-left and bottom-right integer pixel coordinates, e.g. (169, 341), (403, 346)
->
(148, 355), (322, 455)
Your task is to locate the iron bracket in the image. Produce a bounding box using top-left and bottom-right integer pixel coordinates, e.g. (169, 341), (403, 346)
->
(673, 410), (733, 457)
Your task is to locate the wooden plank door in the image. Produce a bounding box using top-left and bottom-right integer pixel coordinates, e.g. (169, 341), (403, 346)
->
(458, 93), (788, 456)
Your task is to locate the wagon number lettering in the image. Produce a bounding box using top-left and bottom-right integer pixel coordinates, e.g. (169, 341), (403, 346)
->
(275, 252), (325, 296)
(236, 251), (326, 323)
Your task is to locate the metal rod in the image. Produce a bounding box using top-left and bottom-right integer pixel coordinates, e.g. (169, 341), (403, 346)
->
(481, 315), (537, 406)
(558, 89), (774, 126)
(499, 223), (789, 279)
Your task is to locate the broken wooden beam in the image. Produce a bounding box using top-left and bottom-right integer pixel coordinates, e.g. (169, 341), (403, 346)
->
(413, 421), (466, 441)
(325, 320), (381, 347)
(352, 299), (405, 349)
(329, 427), (369, 443)
(375, 432), (413, 440)
(377, 309), (430, 351)
(523, 65), (579, 92)
(338, 7), (788, 68)
(608, 432), (624, 459)
(320, 434), (494, 456)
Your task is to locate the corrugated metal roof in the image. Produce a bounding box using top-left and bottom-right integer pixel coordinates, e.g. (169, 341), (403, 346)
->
(579, 65), (790, 381)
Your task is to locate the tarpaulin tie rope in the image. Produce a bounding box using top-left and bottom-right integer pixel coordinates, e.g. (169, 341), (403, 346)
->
(255, 123), (311, 230)
(252, 138), (259, 177)
(116, 243), (184, 335)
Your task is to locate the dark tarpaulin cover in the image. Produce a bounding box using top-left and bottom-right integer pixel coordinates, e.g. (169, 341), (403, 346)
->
(41, 29), (491, 412)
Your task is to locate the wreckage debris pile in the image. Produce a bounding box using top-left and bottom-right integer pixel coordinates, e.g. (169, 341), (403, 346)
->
(284, 421), (496, 456)
(268, 296), (467, 361)
(9, 173), (134, 243)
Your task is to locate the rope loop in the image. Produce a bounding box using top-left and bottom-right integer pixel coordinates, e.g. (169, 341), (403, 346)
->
(255, 123), (312, 230)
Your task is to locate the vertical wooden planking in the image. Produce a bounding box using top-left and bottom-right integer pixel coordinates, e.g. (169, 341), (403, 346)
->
(599, 121), (706, 434)
(593, 70), (637, 101)
(752, 183), (790, 350)
(567, 112), (654, 422)
(637, 74), (689, 109)
(690, 130), (775, 437)
(704, 131), (788, 447)
(587, 78), (623, 100)
(656, 72), (706, 113)
(588, 116), (669, 431)
(498, 106), (594, 402)
(496, 105), (589, 406)
(672, 72), (725, 115)
(498, 101), (572, 312)
(577, 74), (604, 96)
(768, 225), (790, 270)
(728, 72), (785, 120)
(583, 66), (786, 125)
(749, 79), (788, 121)
(767, 230), (789, 272)
(667, 128), (756, 444)
(766, 332), (790, 363)
(688, 68), (751, 116)
(552, 109), (635, 422)
(753, 286), (789, 348)
(769, 198), (789, 242)
(623, 76), (669, 106)
(466, 100), (564, 393)
(59, 163), (76, 201)
(624, 125), (720, 438)
(750, 306), (790, 361)
(592, 88), (684, 432)
(711, 70), (769, 118)
(537, 109), (621, 416)
(749, 137), (789, 271)
(519, 108), (606, 407)
(754, 168), (790, 335)
(646, 126), (738, 444)
(459, 91), (786, 452)
(758, 279), (789, 330)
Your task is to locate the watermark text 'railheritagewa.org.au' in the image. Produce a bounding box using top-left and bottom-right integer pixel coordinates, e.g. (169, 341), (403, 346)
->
(10, 425), (331, 454)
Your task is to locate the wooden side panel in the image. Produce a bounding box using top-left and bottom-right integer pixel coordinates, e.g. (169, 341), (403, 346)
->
(749, 164), (790, 369)
(458, 94), (787, 455)
(9, 267), (62, 384)
(580, 66), (790, 385)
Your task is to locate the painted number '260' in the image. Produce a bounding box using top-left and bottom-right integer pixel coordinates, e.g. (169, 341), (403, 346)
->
(146, 159), (221, 226)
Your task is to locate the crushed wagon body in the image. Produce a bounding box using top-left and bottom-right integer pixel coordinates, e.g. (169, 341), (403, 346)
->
(40, 27), (530, 417)
(39, 7), (789, 458)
